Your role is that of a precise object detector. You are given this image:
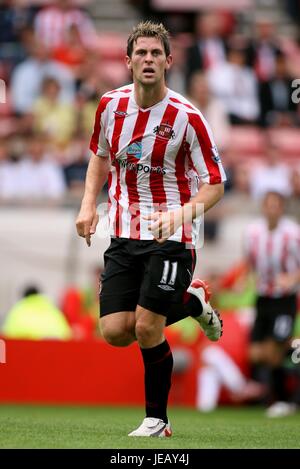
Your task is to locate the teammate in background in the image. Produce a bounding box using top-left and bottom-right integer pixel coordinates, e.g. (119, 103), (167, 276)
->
(245, 191), (300, 417)
(76, 21), (226, 437)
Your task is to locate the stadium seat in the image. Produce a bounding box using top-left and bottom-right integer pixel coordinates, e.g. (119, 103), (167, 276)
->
(268, 128), (300, 161)
(229, 126), (266, 158)
(93, 33), (127, 60)
(101, 60), (130, 88)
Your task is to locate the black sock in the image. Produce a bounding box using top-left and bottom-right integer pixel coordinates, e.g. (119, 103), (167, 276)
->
(140, 340), (173, 423)
(166, 294), (202, 326)
(251, 364), (271, 405)
(271, 366), (287, 402)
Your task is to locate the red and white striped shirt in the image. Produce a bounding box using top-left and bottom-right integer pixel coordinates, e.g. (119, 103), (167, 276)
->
(245, 217), (300, 297)
(90, 84), (226, 245)
(34, 6), (96, 48)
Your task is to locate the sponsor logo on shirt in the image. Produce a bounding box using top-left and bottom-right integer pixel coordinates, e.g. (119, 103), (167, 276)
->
(126, 141), (142, 160)
(153, 123), (175, 140)
(114, 110), (128, 118)
(115, 140), (166, 174)
(211, 145), (221, 163)
(116, 159), (166, 175)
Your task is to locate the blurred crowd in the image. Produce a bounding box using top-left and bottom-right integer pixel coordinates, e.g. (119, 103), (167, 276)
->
(0, 1), (300, 213)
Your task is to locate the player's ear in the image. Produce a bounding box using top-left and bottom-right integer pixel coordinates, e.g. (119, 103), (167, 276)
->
(125, 55), (132, 71)
(165, 54), (173, 70)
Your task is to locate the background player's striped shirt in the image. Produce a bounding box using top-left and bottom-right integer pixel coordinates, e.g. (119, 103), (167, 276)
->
(90, 84), (226, 245)
(34, 6), (96, 48)
(245, 218), (300, 297)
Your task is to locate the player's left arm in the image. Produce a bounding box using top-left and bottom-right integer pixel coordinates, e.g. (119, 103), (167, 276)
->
(146, 182), (224, 242)
(146, 112), (226, 242)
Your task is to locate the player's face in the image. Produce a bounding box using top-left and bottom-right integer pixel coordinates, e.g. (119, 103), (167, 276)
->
(262, 193), (284, 223)
(126, 37), (172, 86)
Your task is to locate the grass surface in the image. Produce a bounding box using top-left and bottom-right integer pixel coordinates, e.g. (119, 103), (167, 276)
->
(0, 404), (299, 449)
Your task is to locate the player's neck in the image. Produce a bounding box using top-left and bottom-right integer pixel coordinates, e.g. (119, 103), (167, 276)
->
(268, 219), (280, 231)
(134, 82), (168, 109)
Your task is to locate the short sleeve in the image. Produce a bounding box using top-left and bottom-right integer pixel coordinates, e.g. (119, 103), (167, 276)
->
(89, 96), (111, 157)
(186, 112), (227, 184)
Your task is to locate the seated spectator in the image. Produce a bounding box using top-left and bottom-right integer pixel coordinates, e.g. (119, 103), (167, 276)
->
(185, 11), (228, 87)
(34, 0), (97, 50)
(63, 138), (89, 196)
(10, 40), (75, 115)
(17, 135), (66, 200)
(207, 45), (260, 125)
(222, 162), (260, 216)
(166, 36), (186, 96)
(0, 137), (22, 200)
(250, 142), (291, 200)
(259, 54), (299, 127)
(188, 71), (230, 152)
(247, 15), (282, 82)
(2, 286), (72, 340)
(52, 23), (88, 77)
(32, 76), (76, 146)
(0, 1), (35, 66)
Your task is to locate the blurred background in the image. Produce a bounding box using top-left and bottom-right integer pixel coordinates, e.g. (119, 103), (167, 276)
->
(0, 0), (300, 420)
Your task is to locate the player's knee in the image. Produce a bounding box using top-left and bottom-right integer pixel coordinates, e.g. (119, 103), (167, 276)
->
(249, 344), (265, 364)
(101, 324), (133, 347)
(265, 347), (284, 367)
(135, 320), (157, 344)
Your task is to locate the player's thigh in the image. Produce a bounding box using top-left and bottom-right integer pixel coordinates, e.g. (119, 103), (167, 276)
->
(100, 238), (142, 317)
(249, 341), (268, 363)
(263, 338), (289, 367)
(138, 242), (194, 317)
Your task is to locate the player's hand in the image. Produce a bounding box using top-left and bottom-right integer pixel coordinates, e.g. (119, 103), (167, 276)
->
(76, 205), (99, 247)
(143, 208), (183, 243)
(275, 272), (298, 291)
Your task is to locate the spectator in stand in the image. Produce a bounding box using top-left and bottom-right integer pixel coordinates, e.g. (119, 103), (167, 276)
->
(249, 142), (291, 200)
(76, 78), (111, 138)
(166, 36), (186, 96)
(247, 15), (282, 82)
(32, 76), (76, 147)
(10, 40), (75, 115)
(64, 138), (89, 196)
(0, 0), (35, 66)
(17, 135), (66, 200)
(34, 0), (97, 50)
(52, 23), (88, 78)
(259, 54), (299, 127)
(207, 44), (260, 125)
(0, 137), (22, 200)
(222, 162), (260, 217)
(185, 11), (228, 87)
(188, 71), (230, 152)
(2, 286), (72, 340)
(285, 0), (300, 27)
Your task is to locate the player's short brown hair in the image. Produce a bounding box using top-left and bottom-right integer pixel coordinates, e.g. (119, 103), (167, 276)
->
(127, 21), (171, 58)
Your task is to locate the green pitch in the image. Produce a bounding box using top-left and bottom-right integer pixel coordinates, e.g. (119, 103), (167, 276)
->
(0, 405), (299, 449)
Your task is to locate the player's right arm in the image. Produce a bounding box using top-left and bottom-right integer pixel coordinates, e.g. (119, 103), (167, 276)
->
(76, 94), (111, 246)
(76, 152), (110, 246)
